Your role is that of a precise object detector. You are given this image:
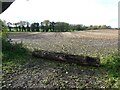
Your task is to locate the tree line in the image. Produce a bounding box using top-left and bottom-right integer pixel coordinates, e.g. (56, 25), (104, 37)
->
(6, 20), (112, 32)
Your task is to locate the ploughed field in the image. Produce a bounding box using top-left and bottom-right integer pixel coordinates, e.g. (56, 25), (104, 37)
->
(2, 29), (119, 88)
(8, 29), (118, 56)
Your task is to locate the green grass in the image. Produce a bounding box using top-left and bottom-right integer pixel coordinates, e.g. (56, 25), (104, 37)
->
(102, 53), (120, 88)
(2, 39), (30, 65)
(102, 53), (120, 77)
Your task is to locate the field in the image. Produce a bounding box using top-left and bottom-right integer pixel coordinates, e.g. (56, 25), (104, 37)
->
(8, 29), (118, 56)
(2, 29), (120, 88)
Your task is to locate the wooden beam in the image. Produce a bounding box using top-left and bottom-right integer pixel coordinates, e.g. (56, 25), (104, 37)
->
(32, 50), (100, 67)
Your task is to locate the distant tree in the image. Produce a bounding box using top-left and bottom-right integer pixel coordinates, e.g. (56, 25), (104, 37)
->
(30, 23), (39, 32)
(5, 20), (112, 32)
(98, 25), (101, 29)
(26, 22), (30, 32)
(107, 26), (111, 29)
(55, 22), (69, 32)
(40, 22), (44, 32)
(50, 21), (56, 32)
(19, 21), (27, 32)
(75, 25), (80, 31)
(35, 23), (39, 32)
(87, 25), (98, 30)
(22, 25), (26, 32)
(90, 25), (94, 30)
(7, 22), (12, 32)
(100, 25), (108, 29)
(42, 20), (50, 32)
(74, 24), (85, 31)
(87, 25), (111, 30)
(69, 24), (75, 31)
(31, 23), (35, 32)
(82, 25), (87, 30)
(14, 23), (19, 32)
(18, 25), (21, 32)
(93, 25), (98, 30)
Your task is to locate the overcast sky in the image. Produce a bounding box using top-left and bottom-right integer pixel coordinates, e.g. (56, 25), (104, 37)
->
(0, 0), (119, 28)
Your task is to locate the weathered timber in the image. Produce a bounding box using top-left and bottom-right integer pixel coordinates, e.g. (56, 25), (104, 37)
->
(32, 50), (100, 67)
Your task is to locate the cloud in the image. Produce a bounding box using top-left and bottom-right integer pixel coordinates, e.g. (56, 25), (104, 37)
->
(0, 0), (118, 27)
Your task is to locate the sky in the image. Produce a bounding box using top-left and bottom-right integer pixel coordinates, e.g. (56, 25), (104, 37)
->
(0, 0), (119, 28)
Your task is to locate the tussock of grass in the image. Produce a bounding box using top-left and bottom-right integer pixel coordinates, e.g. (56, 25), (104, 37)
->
(2, 39), (30, 65)
(102, 53), (120, 77)
(101, 53), (120, 88)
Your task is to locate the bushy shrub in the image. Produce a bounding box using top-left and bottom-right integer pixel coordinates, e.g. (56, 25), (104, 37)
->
(1, 20), (29, 63)
(0, 20), (8, 40)
(103, 53), (120, 77)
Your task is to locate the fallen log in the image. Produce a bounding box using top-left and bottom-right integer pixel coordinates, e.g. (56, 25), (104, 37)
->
(32, 50), (100, 67)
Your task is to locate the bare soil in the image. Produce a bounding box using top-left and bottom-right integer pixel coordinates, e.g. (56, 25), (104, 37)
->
(8, 29), (118, 55)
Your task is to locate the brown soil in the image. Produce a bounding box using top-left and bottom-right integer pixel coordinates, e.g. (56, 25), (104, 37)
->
(8, 29), (118, 55)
